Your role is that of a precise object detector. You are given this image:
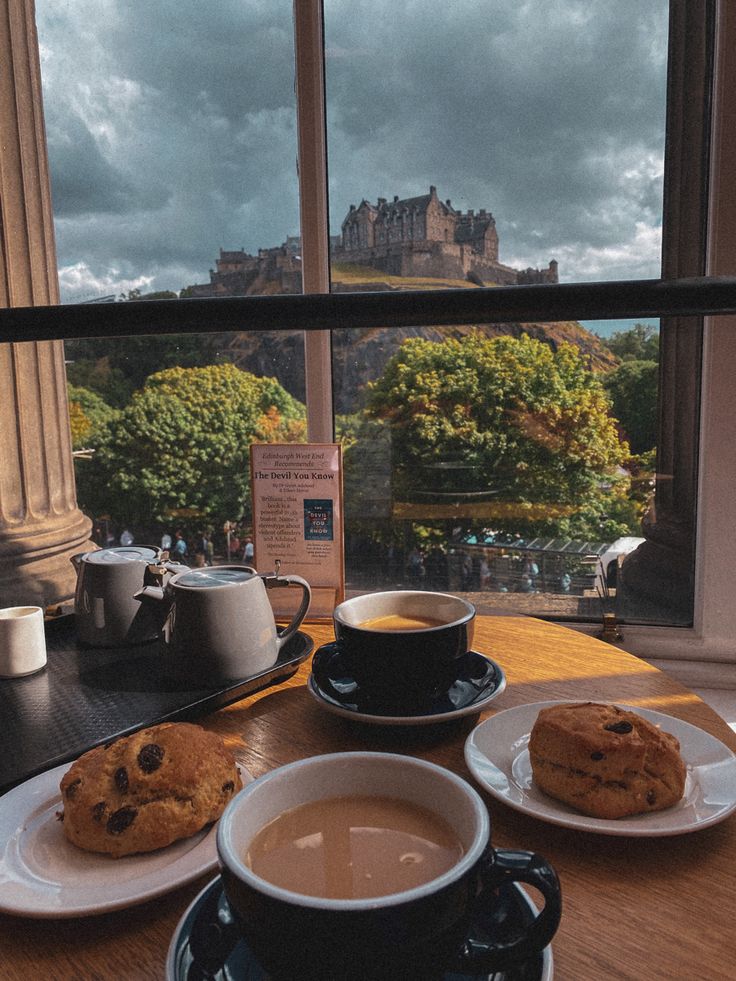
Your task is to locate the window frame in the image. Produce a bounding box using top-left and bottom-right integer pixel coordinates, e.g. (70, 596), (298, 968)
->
(2, 0), (736, 676)
(619, 0), (736, 685)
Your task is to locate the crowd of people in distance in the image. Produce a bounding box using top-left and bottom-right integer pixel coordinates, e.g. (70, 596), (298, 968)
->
(164, 528), (254, 567)
(91, 522), (254, 569)
(91, 520), (577, 594)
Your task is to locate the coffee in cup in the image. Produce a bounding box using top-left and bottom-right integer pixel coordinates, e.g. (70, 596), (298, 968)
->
(332, 590), (475, 712)
(217, 752), (561, 981)
(245, 792), (463, 899)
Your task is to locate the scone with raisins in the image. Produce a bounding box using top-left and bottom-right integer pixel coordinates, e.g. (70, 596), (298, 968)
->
(59, 722), (242, 857)
(529, 701), (686, 819)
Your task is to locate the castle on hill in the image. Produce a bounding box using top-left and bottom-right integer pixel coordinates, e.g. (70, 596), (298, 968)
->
(186, 185), (557, 297)
(336, 185), (557, 285)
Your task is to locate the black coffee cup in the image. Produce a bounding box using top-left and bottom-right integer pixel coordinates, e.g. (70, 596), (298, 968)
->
(217, 752), (561, 981)
(332, 590), (475, 712)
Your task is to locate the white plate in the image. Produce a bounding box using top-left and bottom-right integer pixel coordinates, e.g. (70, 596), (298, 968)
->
(465, 700), (736, 837)
(0, 759), (252, 918)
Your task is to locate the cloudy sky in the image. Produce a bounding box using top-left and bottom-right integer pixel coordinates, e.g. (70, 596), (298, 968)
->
(36, 0), (668, 326)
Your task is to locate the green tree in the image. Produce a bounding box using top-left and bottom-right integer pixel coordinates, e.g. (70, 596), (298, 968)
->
(75, 364), (306, 530)
(599, 323), (660, 362)
(67, 384), (119, 450)
(603, 360), (658, 454)
(366, 332), (631, 539)
(65, 332), (228, 406)
(66, 290), (231, 406)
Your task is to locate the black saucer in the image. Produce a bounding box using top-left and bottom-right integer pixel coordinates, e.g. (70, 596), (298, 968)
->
(308, 643), (506, 724)
(166, 876), (551, 980)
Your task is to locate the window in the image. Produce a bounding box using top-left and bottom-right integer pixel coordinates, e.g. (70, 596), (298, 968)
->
(35, 0), (309, 549)
(1, 1), (735, 679)
(324, 0), (675, 624)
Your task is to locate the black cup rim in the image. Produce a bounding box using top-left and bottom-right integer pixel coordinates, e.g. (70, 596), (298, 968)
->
(333, 590), (475, 634)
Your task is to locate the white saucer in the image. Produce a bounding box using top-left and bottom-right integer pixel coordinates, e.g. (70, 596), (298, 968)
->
(0, 759), (252, 918)
(465, 700), (736, 837)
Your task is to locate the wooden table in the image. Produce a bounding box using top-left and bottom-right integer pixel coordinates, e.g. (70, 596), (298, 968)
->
(2, 616), (735, 980)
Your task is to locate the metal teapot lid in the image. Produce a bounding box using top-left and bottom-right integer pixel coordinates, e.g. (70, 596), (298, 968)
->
(85, 546), (159, 565)
(174, 567), (256, 589)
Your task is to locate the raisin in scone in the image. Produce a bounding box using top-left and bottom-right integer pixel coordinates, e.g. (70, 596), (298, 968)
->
(529, 702), (686, 819)
(59, 722), (242, 857)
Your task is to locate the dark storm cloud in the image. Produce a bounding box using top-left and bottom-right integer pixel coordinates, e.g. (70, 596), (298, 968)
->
(110, 0), (295, 119)
(324, 0), (667, 279)
(47, 112), (167, 216)
(35, 0), (668, 300)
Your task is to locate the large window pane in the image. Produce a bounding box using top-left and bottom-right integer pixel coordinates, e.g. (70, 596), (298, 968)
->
(324, 0), (670, 622)
(37, 1), (307, 555)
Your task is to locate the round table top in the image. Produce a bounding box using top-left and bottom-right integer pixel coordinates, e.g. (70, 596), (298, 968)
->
(1, 615), (735, 980)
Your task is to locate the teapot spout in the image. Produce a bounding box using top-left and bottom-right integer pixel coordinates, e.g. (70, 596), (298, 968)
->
(134, 583), (173, 636)
(70, 551), (88, 570)
(135, 584), (166, 603)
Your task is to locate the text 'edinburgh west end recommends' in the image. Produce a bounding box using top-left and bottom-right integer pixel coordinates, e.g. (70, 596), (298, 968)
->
(250, 444), (344, 618)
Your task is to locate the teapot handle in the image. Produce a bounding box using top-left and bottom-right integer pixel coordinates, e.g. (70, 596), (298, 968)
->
(263, 573), (311, 648)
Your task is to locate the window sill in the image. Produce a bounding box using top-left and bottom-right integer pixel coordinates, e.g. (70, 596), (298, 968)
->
(560, 619), (736, 690)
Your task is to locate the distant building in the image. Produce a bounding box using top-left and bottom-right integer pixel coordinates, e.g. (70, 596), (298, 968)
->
(185, 185), (557, 296)
(185, 242), (302, 298)
(335, 185), (558, 286)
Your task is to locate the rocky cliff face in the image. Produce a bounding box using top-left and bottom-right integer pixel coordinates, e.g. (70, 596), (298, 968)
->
(227, 317), (616, 415)
(224, 265), (616, 412)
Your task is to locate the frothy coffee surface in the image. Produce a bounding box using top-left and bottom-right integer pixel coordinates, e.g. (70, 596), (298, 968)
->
(245, 794), (463, 899)
(358, 614), (446, 631)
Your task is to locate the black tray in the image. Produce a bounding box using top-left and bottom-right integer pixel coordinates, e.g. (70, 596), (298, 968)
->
(0, 616), (313, 796)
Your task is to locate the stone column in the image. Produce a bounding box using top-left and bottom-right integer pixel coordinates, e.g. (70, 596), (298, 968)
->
(0, 0), (93, 607)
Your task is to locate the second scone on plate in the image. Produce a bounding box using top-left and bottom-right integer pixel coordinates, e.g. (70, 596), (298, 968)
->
(529, 701), (686, 819)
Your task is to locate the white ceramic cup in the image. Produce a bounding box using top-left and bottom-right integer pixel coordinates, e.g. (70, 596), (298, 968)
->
(0, 606), (47, 678)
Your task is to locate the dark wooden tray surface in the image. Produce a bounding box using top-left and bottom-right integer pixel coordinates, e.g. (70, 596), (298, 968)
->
(0, 616), (313, 795)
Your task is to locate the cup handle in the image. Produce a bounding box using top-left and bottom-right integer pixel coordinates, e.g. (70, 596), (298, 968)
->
(262, 574), (311, 649)
(456, 847), (562, 974)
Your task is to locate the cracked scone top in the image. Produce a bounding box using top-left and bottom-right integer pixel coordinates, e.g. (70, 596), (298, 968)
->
(528, 702), (686, 819)
(59, 722), (242, 857)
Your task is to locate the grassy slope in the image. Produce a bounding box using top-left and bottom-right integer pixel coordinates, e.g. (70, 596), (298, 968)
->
(330, 263), (616, 371)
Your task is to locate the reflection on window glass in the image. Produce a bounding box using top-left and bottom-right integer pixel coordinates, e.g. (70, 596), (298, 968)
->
(334, 322), (659, 620)
(37, 1), (307, 557)
(324, 0), (665, 619)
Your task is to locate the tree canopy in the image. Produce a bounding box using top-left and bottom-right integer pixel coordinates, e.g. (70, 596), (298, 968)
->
(74, 363), (306, 531)
(65, 332), (230, 407)
(599, 323), (660, 362)
(366, 332), (632, 538)
(602, 359), (659, 454)
(67, 384), (119, 450)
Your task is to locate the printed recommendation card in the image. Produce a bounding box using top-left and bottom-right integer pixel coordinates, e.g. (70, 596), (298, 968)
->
(250, 443), (344, 619)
